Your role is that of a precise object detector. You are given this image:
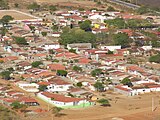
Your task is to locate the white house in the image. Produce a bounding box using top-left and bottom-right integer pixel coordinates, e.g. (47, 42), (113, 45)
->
(100, 46), (121, 51)
(37, 92), (92, 108)
(15, 81), (39, 92)
(41, 43), (60, 50)
(39, 79), (72, 92)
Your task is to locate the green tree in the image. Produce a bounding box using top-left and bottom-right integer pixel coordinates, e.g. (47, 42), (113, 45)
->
(121, 77), (131, 85)
(113, 33), (130, 47)
(137, 6), (150, 15)
(57, 70), (68, 77)
(97, 98), (110, 106)
(38, 85), (47, 91)
(0, 27), (8, 36)
(0, 70), (11, 80)
(149, 54), (160, 63)
(94, 81), (104, 92)
(31, 61), (43, 68)
(13, 36), (28, 45)
(107, 6), (116, 11)
(27, 2), (40, 11)
(79, 20), (92, 31)
(104, 18), (127, 29)
(76, 82), (82, 88)
(73, 66), (82, 72)
(10, 101), (27, 112)
(0, 0), (9, 9)
(41, 31), (47, 37)
(14, 3), (19, 8)
(59, 28), (96, 46)
(49, 5), (57, 14)
(69, 48), (76, 54)
(91, 69), (102, 77)
(0, 15), (14, 26)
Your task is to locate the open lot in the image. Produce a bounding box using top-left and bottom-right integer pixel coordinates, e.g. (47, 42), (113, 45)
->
(0, 10), (39, 20)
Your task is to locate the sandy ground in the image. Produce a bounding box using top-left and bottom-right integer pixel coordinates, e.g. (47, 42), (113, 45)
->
(0, 10), (38, 20)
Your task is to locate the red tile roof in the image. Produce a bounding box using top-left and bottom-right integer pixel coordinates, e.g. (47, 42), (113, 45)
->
(48, 64), (65, 71)
(41, 92), (84, 102)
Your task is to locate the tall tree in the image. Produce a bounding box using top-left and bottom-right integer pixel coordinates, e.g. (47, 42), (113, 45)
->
(113, 33), (130, 47)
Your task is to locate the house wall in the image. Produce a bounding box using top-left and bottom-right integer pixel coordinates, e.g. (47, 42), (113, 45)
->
(37, 92), (86, 107)
(46, 84), (72, 92)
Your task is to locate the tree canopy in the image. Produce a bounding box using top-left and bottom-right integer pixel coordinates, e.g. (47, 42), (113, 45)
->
(94, 81), (105, 92)
(27, 2), (40, 11)
(59, 28), (96, 46)
(121, 77), (133, 87)
(0, 70), (11, 80)
(149, 54), (160, 63)
(57, 70), (68, 77)
(72, 66), (82, 72)
(0, 0), (9, 9)
(79, 20), (92, 31)
(31, 61), (43, 68)
(104, 18), (126, 29)
(97, 98), (110, 106)
(13, 36), (28, 45)
(113, 33), (130, 47)
(0, 15), (14, 26)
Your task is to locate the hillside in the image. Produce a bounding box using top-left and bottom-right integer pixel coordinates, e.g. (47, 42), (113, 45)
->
(138, 0), (160, 7)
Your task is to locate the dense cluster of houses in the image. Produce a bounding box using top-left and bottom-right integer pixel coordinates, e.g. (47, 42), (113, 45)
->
(0, 8), (160, 110)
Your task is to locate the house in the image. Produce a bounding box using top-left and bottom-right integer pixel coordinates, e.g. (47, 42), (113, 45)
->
(51, 32), (61, 37)
(17, 61), (32, 70)
(37, 92), (93, 108)
(67, 43), (92, 51)
(41, 42), (60, 50)
(45, 78), (72, 92)
(47, 63), (65, 71)
(19, 97), (39, 106)
(15, 81), (39, 92)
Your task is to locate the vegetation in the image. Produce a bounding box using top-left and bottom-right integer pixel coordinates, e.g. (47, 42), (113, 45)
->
(79, 20), (92, 31)
(76, 82), (83, 88)
(107, 6), (116, 11)
(137, 6), (150, 14)
(104, 18), (127, 29)
(11, 101), (27, 112)
(13, 36), (28, 45)
(51, 107), (63, 117)
(39, 85), (47, 91)
(0, 0), (9, 9)
(149, 54), (160, 63)
(0, 70), (11, 80)
(113, 33), (131, 47)
(59, 28), (96, 46)
(49, 5), (57, 14)
(94, 81), (105, 92)
(0, 15), (14, 26)
(57, 70), (68, 77)
(97, 98), (110, 106)
(31, 61), (43, 68)
(91, 69), (103, 77)
(121, 77), (133, 87)
(41, 31), (47, 37)
(0, 105), (18, 120)
(72, 66), (82, 72)
(28, 2), (40, 11)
